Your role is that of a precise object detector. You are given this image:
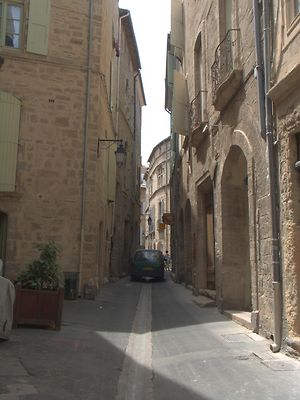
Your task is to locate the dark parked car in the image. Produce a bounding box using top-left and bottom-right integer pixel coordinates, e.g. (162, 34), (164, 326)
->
(130, 249), (165, 281)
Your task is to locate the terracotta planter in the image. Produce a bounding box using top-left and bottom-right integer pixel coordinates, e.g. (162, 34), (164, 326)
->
(13, 285), (64, 330)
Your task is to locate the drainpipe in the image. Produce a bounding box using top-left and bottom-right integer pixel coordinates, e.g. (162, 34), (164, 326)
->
(79, 0), (93, 296)
(253, 0), (266, 138)
(262, 0), (282, 352)
(133, 71), (139, 254)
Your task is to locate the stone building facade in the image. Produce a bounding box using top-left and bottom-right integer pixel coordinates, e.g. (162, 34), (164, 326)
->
(109, 9), (146, 278)
(139, 165), (147, 249)
(144, 137), (171, 254)
(166, 0), (300, 352)
(0, 0), (144, 294)
(267, 1), (300, 353)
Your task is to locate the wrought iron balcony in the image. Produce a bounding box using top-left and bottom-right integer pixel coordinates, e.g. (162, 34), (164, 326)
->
(189, 90), (208, 147)
(211, 29), (242, 111)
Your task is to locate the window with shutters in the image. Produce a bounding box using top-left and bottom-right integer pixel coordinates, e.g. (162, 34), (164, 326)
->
(0, 0), (50, 55)
(0, 91), (21, 192)
(0, 0), (23, 49)
(27, 0), (50, 55)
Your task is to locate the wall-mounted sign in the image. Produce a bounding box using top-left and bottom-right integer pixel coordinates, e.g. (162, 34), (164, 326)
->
(162, 213), (175, 225)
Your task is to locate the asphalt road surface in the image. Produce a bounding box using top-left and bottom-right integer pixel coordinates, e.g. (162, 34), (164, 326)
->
(1, 274), (300, 399)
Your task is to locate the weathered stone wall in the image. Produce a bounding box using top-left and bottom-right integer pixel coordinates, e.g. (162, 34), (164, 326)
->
(145, 138), (171, 253)
(109, 12), (143, 278)
(174, 0), (275, 336)
(0, 0), (120, 291)
(268, 1), (300, 350)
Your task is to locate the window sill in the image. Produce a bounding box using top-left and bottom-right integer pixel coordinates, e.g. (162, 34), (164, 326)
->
(0, 191), (22, 199)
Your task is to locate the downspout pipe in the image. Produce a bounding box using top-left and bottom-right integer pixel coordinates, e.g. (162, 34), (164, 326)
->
(253, 0), (266, 138)
(133, 71), (139, 253)
(262, 0), (282, 352)
(79, 0), (93, 296)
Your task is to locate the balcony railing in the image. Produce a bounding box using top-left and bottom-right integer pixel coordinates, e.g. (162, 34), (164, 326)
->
(190, 90), (205, 132)
(211, 29), (242, 110)
(189, 90), (208, 147)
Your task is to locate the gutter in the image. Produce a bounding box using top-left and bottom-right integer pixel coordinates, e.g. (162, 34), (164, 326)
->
(79, 0), (93, 296)
(253, 0), (266, 138)
(262, 0), (282, 352)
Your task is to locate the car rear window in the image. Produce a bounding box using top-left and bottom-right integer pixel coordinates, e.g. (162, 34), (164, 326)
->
(134, 251), (161, 262)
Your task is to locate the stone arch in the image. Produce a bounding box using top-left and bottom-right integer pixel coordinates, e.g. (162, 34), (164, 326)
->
(197, 177), (215, 291)
(177, 208), (185, 282)
(184, 200), (193, 285)
(221, 144), (252, 311)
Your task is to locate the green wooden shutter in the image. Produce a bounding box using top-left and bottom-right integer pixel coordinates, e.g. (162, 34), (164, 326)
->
(172, 70), (188, 136)
(0, 92), (21, 192)
(171, 0), (184, 61)
(27, 0), (50, 55)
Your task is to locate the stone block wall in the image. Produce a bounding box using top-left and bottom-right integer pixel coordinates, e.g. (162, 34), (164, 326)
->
(171, 0), (275, 336)
(0, 0), (120, 291)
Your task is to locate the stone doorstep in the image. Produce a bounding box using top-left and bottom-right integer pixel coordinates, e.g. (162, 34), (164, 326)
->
(192, 294), (216, 308)
(198, 288), (216, 300)
(223, 310), (252, 331)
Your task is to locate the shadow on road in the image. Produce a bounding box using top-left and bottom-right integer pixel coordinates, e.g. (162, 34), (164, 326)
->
(1, 275), (214, 399)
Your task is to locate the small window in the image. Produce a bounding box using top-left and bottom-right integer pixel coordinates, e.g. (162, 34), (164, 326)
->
(158, 200), (164, 220)
(0, 1), (23, 49)
(295, 0), (300, 15)
(157, 165), (163, 187)
(287, 0), (300, 25)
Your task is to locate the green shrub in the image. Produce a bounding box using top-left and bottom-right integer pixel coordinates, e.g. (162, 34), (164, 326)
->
(17, 242), (64, 290)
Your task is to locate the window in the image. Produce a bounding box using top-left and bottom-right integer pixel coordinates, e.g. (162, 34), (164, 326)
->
(157, 165), (163, 187)
(0, 1), (23, 49)
(149, 177), (153, 197)
(195, 36), (203, 95)
(0, 0), (50, 55)
(219, 0), (232, 39)
(287, 0), (300, 25)
(192, 32), (206, 129)
(158, 200), (164, 221)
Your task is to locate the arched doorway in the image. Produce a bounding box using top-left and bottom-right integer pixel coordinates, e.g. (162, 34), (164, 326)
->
(177, 209), (185, 282)
(221, 145), (251, 310)
(184, 200), (192, 285)
(196, 178), (215, 291)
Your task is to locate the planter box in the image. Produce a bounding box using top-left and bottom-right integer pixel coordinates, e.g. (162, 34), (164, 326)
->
(13, 285), (64, 330)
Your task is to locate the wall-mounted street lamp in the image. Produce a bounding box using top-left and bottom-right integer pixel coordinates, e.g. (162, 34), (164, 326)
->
(97, 139), (126, 166)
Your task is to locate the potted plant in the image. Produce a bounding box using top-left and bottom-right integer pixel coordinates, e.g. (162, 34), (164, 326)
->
(13, 242), (64, 330)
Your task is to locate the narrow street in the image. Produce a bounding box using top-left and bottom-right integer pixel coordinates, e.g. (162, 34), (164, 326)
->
(1, 274), (300, 400)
